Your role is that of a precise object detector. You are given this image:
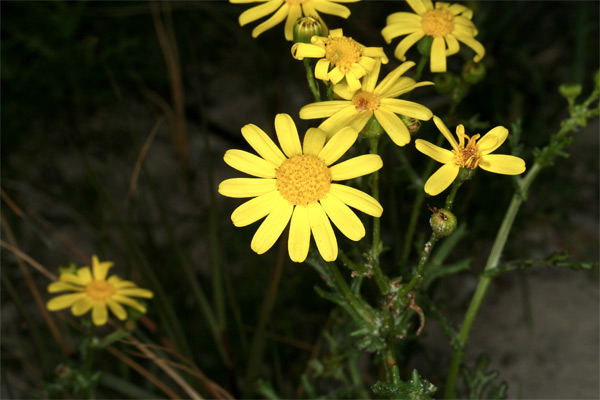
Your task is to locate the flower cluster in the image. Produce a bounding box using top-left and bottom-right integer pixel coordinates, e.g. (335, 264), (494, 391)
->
(226, 0), (526, 263)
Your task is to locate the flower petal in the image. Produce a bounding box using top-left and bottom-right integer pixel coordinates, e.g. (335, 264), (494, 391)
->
(406, 0), (432, 15)
(424, 164), (460, 196)
(47, 293), (87, 311)
(250, 200), (294, 254)
(251, 3), (289, 38)
(318, 126), (358, 165)
(275, 114), (302, 157)
(112, 295), (147, 313)
(479, 155), (526, 175)
(106, 300), (128, 320)
(283, 4), (302, 41)
(320, 195), (365, 241)
(453, 31), (485, 62)
(307, 203), (337, 261)
(328, 66), (345, 84)
(386, 11), (423, 25)
(330, 154), (382, 180)
(375, 61), (415, 95)
(384, 80), (434, 99)
(478, 126), (508, 154)
(314, 58), (331, 80)
(292, 43), (326, 60)
(231, 190), (285, 227)
(380, 98), (433, 121)
(47, 281), (84, 293)
(393, 31), (425, 61)
(92, 256), (113, 282)
(224, 149), (277, 178)
(92, 304), (109, 326)
(241, 124), (286, 166)
(303, 128), (327, 155)
(430, 36), (447, 73)
(312, 0), (351, 18)
(299, 101), (351, 119)
(445, 34), (460, 56)
(71, 297), (93, 316)
(415, 139), (455, 164)
(329, 184), (382, 217)
(433, 116), (459, 150)
(448, 3), (472, 18)
(373, 108), (411, 146)
(345, 71), (362, 92)
(116, 288), (154, 298)
(288, 205), (311, 263)
(238, 0), (283, 26)
(362, 60), (381, 92)
(219, 178), (277, 198)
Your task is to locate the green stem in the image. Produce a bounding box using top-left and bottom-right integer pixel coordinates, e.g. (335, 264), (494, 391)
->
(412, 54), (428, 83)
(444, 179), (464, 210)
(398, 232), (438, 298)
(82, 323), (97, 399)
(303, 58), (321, 102)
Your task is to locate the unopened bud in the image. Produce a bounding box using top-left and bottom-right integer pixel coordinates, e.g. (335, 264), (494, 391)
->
(293, 16), (323, 44)
(461, 61), (486, 84)
(400, 115), (421, 134)
(359, 115), (384, 139)
(559, 83), (582, 100)
(434, 72), (457, 94)
(429, 207), (457, 237)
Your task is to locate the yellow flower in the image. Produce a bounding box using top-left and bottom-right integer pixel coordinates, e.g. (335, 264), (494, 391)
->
(415, 116), (526, 196)
(381, 0), (484, 73)
(292, 28), (388, 92)
(47, 255), (153, 326)
(218, 113), (383, 263)
(299, 61), (433, 146)
(231, 0), (359, 41)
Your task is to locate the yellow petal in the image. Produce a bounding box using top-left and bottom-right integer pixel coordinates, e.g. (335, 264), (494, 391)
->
(406, 0), (432, 15)
(288, 206), (311, 263)
(312, 0), (351, 18)
(47, 281), (84, 293)
(433, 116), (459, 150)
(453, 31), (485, 62)
(320, 195), (365, 241)
(251, 3), (289, 38)
(302, 128), (327, 156)
(330, 154), (382, 180)
(328, 66), (345, 84)
(478, 126), (508, 154)
(384, 80), (435, 100)
(241, 124), (286, 165)
(108, 276), (137, 289)
(224, 149), (277, 178)
(47, 293), (87, 311)
(424, 164), (460, 196)
(283, 4), (302, 41)
(385, 11), (422, 26)
(316, 107), (359, 136)
(345, 71), (362, 92)
(375, 61), (415, 95)
(107, 300), (128, 321)
(231, 191), (285, 227)
(292, 43), (326, 60)
(430, 36), (447, 73)
(415, 139), (454, 164)
(318, 126), (358, 165)
(479, 155), (526, 175)
(381, 22), (420, 44)
(362, 60), (380, 92)
(92, 304), (109, 326)
(299, 101), (351, 119)
(445, 34), (460, 56)
(92, 256), (113, 282)
(314, 58), (331, 80)
(116, 288), (154, 298)
(380, 99), (432, 121)
(307, 203), (337, 261)
(329, 184), (382, 217)
(333, 80), (357, 100)
(112, 295), (147, 313)
(219, 178), (277, 198)
(448, 3), (472, 18)
(250, 200), (294, 254)
(238, 0), (283, 26)
(71, 297), (93, 316)
(374, 108), (411, 146)
(357, 55), (377, 72)
(275, 114), (302, 157)
(393, 31), (425, 61)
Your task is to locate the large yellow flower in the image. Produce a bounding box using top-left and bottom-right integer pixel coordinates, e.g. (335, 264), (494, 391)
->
(47, 255), (153, 326)
(292, 28), (388, 92)
(299, 61), (433, 146)
(218, 113), (383, 263)
(415, 116), (526, 196)
(231, 0), (359, 41)
(381, 0), (484, 73)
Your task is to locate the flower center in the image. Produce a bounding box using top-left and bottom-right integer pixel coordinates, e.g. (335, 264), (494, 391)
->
(453, 134), (481, 169)
(276, 154), (331, 206)
(352, 91), (380, 112)
(325, 37), (362, 73)
(421, 9), (454, 37)
(86, 280), (115, 300)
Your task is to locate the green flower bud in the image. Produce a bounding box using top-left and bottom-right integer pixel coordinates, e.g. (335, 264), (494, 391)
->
(429, 207), (457, 237)
(293, 16), (323, 44)
(457, 167), (476, 182)
(400, 115), (421, 134)
(559, 83), (582, 100)
(461, 61), (486, 84)
(417, 36), (433, 57)
(434, 72), (457, 94)
(359, 115), (384, 139)
(58, 262), (78, 275)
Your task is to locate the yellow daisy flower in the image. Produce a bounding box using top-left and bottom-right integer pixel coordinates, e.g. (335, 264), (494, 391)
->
(218, 113), (383, 263)
(415, 116), (526, 196)
(299, 61), (433, 146)
(381, 0), (485, 73)
(47, 255), (153, 326)
(231, 0), (359, 41)
(291, 28), (389, 92)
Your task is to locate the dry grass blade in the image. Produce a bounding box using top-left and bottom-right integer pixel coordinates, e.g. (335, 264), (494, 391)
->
(129, 116), (166, 198)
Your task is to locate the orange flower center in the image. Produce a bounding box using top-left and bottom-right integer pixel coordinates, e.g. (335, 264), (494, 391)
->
(276, 154), (331, 206)
(453, 133), (481, 169)
(325, 36), (362, 73)
(86, 280), (115, 300)
(421, 9), (454, 37)
(352, 91), (380, 112)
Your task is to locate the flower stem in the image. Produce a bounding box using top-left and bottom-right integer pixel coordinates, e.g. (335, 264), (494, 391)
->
(398, 232), (438, 298)
(303, 58), (321, 102)
(412, 54), (428, 83)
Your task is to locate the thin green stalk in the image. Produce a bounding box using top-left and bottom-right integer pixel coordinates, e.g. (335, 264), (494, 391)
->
(444, 179), (464, 210)
(82, 322), (97, 399)
(303, 58), (320, 102)
(412, 54), (429, 83)
(398, 232), (438, 298)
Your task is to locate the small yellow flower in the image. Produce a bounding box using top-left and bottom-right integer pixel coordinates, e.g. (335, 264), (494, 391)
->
(381, 0), (484, 72)
(415, 116), (526, 196)
(218, 113), (383, 263)
(47, 256), (153, 326)
(299, 61), (433, 146)
(292, 28), (388, 92)
(231, 0), (359, 41)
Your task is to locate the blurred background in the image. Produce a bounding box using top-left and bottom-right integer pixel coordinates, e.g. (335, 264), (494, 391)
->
(1, 1), (598, 399)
